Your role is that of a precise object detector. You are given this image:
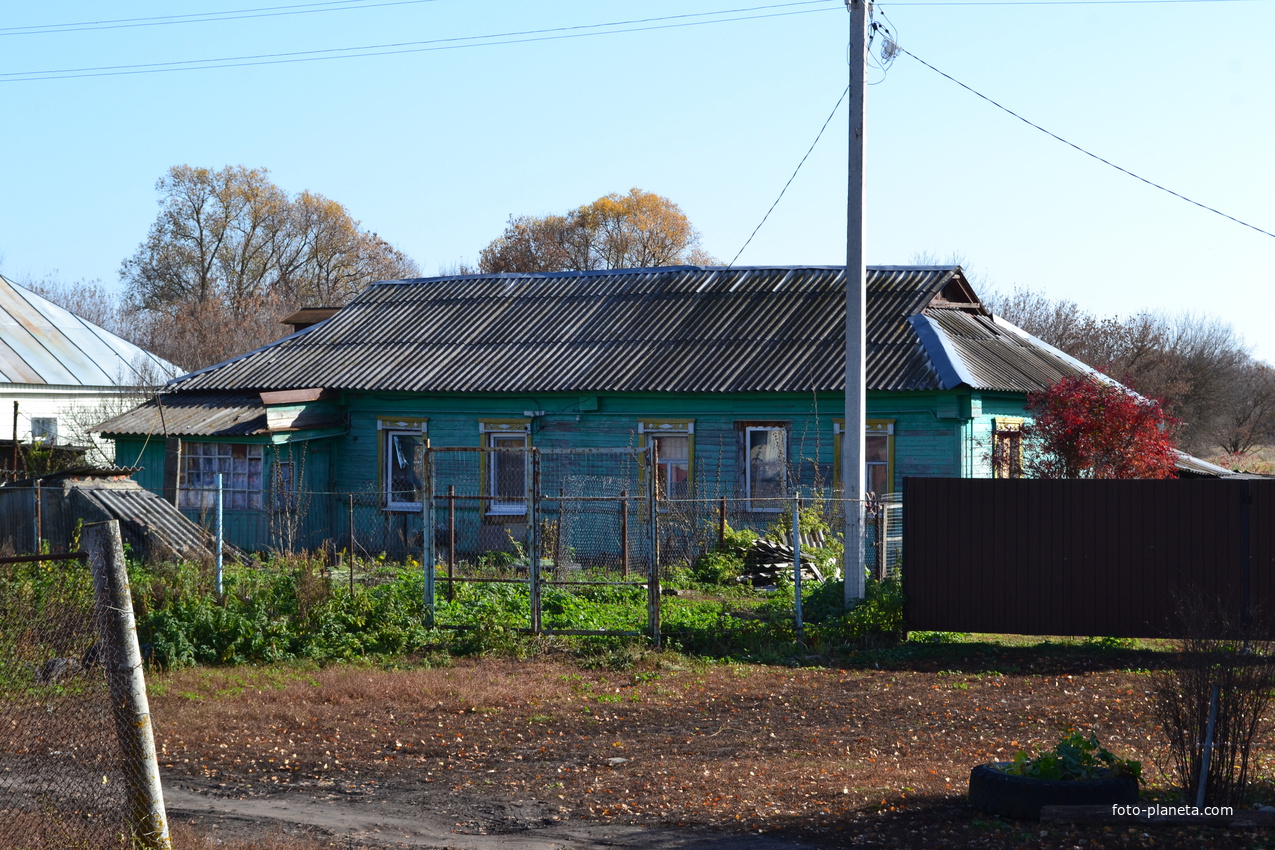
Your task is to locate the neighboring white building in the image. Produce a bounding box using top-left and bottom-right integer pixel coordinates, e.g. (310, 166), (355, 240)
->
(0, 273), (179, 466)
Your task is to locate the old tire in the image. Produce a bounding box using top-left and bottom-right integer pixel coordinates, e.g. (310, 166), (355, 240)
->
(968, 762), (1138, 820)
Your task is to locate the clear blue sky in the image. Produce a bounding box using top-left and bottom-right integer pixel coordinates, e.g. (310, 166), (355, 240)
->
(2, 0), (1272, 360)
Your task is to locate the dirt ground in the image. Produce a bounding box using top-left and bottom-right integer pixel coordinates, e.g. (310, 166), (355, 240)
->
(149, 646), (1275, 849)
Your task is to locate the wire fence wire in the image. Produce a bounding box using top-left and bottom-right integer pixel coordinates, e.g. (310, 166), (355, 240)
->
(0, 447), (903, 650)
(0, 553), (131, 848)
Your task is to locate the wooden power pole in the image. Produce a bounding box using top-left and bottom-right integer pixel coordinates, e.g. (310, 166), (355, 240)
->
(843, 0), (870, 607)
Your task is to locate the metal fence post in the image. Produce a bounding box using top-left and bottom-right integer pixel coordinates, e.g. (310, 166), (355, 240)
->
(447, 485), (456, 601)
(528, 448), (541, 634)
(793, 494), (804, 649)
(84, 520), (172, 850)
(648, 443), (661, 646)
(421, 449), (435, 627)
(620, 489), (630, 578)
(215, 472), (224, 596)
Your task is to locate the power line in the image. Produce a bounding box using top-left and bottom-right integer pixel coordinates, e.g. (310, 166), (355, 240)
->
(0, 2), (832, 81)
(882, 0), (1267, 5)
(4, 0), (1264, 37)
(729, 86), (851, 267)
(888, 34), (1275, 240)
(0, 1), (445, 36)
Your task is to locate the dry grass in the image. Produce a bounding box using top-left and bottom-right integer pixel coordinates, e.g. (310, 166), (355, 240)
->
(140, 647), (1275, 848)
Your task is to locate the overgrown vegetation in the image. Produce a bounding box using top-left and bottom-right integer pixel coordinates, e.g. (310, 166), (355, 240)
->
(122, 506), (904, 669)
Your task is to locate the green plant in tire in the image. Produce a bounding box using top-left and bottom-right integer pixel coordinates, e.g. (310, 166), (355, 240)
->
(1002, 731), (1141, 783)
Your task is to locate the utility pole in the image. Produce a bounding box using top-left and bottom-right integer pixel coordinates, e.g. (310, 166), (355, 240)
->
(843, 0), (870, 608)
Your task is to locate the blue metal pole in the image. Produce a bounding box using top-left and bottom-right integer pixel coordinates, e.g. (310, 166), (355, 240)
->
(793, 494), (803, 649)
(422, 449), (435, 627)
(215, 473), (224, 596)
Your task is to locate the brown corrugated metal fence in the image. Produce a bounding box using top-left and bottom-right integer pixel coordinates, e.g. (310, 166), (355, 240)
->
(903, 478), (1273, 638)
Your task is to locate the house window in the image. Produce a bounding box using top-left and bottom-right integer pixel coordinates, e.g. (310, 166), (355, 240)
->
(993, 417), (1025, 479)
(31, 417), (57, 443)
(380, 418), (428, 511)
(745, 425), (788, 511)
(639, 420), (694, 500)
(834, 420), (895, 496)
(480, 420), (530, 515)
(180, 442), (263, 510)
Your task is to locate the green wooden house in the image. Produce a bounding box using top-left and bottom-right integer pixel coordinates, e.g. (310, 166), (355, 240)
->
(97, 265), (1088, 552)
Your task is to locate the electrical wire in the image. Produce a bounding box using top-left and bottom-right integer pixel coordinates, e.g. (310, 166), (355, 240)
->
(0, 1), (446, 36)
(0, 2), (833, 81)
(728, 85), (851, 267)
(4, 0), (1264, 37)
(881, 0), (1268, 5)
(888, 34), (1275, 240)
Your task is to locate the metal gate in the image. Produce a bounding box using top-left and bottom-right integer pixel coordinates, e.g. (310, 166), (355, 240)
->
(421, 445), (661, 641)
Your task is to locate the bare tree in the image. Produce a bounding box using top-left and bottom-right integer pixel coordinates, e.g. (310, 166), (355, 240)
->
(989, 287), (1266, 456)
(117, 164), (420, 370)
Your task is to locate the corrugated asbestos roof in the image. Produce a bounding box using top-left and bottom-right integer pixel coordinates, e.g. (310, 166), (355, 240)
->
(0, 274), (180, 387)
(71, 482), (243, 561)
(152, 265), (1087, 403)
(922, 309), (1081, 393)
(96, 392), (266, 437)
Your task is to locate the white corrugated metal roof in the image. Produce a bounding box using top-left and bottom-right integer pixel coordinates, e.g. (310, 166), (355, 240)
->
(0, 274), (179, 387)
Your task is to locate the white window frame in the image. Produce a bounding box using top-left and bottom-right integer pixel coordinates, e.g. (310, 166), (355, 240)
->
(834, 420), (895, 496)
(480, 421), (530, 516)
(638, 420), (694, 502)
(179, 442), (264, 511)
(745, 425), (788, 512)
(379, 419), (428, 512)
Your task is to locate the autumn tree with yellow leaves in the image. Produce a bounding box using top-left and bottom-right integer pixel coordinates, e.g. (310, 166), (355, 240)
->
(478, 188), (714, 273)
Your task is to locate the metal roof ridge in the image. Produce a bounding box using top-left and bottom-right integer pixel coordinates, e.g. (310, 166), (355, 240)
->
(374, 264), (921, 288)
(908, 313), (977, 390)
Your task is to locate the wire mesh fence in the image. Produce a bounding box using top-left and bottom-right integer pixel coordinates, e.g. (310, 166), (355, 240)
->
(0, 552), (131, 848)
(0, 446), (903, 649)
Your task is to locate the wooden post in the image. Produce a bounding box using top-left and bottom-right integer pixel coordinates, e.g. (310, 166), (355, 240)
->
(348, 494), (355, 596)
(648, 442), (661, 646)
(718, 496), (727, 550)
(33, 478), (41, 555)
(84, 520), (172, 849)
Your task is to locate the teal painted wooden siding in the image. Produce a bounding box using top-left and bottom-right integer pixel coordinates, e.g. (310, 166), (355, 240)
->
(105, 385), (1034, 554)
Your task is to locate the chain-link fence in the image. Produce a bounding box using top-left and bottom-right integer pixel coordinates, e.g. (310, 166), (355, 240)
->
(0, 552), (131, 848)
(0, 447), (902, 649)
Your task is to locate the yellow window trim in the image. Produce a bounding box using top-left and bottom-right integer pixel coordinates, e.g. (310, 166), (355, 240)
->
(992, 417), (1026, 478)
(377, 417), (428, 431)
(833, 418), (896, 493)
(479, 418), (531, 433)
(638, 419), (695, 501)
(378, 420), (429, 512)
(479, 419), (530, 515)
